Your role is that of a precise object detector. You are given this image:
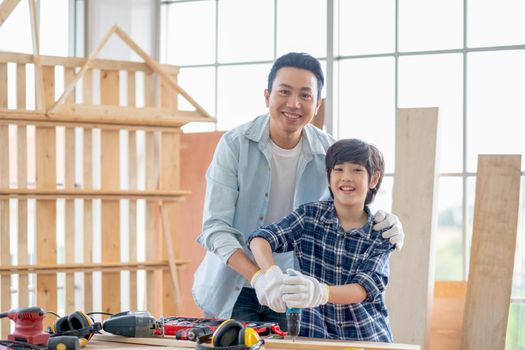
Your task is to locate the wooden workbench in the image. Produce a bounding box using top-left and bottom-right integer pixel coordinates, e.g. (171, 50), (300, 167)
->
(93, 334), (420, 350)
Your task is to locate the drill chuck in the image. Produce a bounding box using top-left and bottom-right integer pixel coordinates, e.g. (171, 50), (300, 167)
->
(286, 308), (301, 339)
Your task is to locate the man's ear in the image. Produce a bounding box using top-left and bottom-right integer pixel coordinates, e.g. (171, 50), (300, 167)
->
(369, 171), (381, 189)
(314, 99), (322, 115)
(264, 89), (270, 107)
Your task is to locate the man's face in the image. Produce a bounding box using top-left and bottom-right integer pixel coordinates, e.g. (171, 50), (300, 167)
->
(265, 67), (321, 138)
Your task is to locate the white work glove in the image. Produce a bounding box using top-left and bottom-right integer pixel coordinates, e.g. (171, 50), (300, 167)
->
(281, 269), (329, 309)
(251, 265), (286, 313)
(374, 210), (405, 251)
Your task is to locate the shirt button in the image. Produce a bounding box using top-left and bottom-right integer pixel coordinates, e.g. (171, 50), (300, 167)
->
(235, 287), (240, 291)
(259, 216), (264, 221)
(265, 193), (268, 197)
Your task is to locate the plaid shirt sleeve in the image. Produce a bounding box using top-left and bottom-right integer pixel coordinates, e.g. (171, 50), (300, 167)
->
(247, 205), (308, 253)
(351, 239), (394, 302)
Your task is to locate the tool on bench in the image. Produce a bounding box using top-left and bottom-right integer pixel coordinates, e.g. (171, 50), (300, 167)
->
(102, 311), (163, 337)
(285, 270), (301, 342)
(0, 307), (50, 346)
(0, 307), (81, 350)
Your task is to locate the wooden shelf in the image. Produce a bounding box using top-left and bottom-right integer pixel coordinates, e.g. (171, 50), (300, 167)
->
(0, 188), (191, 200)
(0, 261), (190, 275)
(0, 108), (215, 129)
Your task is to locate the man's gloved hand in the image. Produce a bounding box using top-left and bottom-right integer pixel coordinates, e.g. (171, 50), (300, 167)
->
(373, 210), (405, 251)
(251, 265), (286, 313)
(281, 269), (329, 309)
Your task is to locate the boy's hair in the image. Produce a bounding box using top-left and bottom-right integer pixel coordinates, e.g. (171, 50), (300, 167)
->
(325, 139), (384, 205)
(267, 52), (324, 99)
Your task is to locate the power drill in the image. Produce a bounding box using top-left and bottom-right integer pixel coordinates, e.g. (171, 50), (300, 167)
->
(0, 307), (50, 345)
(102, 311), (163, 337)
(285, 270), (301, 341)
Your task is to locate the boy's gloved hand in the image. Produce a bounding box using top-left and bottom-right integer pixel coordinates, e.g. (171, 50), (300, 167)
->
(373, 210), (405, 250)
(251, 265), (286, 313)
(281, 268), (329, 309)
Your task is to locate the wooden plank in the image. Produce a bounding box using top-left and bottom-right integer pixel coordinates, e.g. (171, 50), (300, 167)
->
(160, 73), (177, 110)
(127, 72), (136, 107)
(159, 131), (182, 315)
(92, 334), (420, 350)
(0, 188), (190, 200)
(0, 125), (10, 338)
(28, 0), (45, 111)
(1, 107), (214, 129)
(386, 108), (439, 349)
(17, 125), (29, 307)
(83, 69), (93, 105)
(35, 66), (57, 325)
(83, 128), (93, 312)
(430, 281), (467, 350)
(128, 131), (137, 310)
(0, 0), (21, 27)
(0, 52), (179, 75)
(145, 131), (162, 316)
(460, 155), (521, 350)
(0, 260), (187, 274)
(35, 125), (57, 323)
(0, 63), (7, 108)
(65, 127), (75, 313)
(100, 70), (121, 314)
(17, 63), (26, 109)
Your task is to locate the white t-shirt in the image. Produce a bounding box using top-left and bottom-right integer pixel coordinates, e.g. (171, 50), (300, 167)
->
(264, 138), (303, 225)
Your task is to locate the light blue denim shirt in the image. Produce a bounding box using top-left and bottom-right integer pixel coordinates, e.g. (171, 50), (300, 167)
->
(192, 114), (335, 318)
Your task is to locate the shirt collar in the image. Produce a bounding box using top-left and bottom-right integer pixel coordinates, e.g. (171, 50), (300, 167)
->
(322, 202), (374, 238)
(244, 113), (327, 156)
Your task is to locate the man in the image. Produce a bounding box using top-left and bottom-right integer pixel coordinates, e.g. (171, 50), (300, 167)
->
(192, 53), (404, 327)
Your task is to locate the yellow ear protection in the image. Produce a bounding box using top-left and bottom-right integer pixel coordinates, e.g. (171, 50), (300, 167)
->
(196, 319), (264, 350)
(50, 312), (100, 347)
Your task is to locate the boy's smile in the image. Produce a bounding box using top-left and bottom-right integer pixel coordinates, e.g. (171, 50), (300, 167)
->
(330, 162), (380, 209)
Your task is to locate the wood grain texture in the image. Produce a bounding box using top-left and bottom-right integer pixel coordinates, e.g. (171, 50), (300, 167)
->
(17, 125), (29, 307)
(128, 131), (137, 310)
(145, 131), (162, 316)
(35, 125), (57, 321)
(0, 125), (10, 338)
(460, 155), (521, 350)
(430, 281), (467, 350)
(386, 108), (440, 349)
(65, 127), (75, 312)
(83, 128), (93, 311)
(0, 63), (7, 107)
(35, 66), (57, 321)
(100, 70), (121, 314)
(159, 131), (182, 316)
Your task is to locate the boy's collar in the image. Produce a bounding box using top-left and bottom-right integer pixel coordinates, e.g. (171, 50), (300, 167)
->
(323, 202), (374, 238)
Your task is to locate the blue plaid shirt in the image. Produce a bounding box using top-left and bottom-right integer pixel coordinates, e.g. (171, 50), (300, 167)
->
(247, 201), (394, 342)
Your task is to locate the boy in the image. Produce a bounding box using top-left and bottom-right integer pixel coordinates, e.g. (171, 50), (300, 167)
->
(248, 138), (394, 341)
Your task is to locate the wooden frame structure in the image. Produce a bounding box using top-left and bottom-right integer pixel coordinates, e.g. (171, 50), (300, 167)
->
(0, 2), (214, 338)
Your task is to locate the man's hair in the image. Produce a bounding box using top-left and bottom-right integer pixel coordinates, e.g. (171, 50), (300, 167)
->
(267, 52), (324, 99)
(325, 139), (384, 205)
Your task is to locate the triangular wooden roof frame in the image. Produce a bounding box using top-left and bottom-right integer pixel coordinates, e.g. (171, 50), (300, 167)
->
(1, 1), (213, 122)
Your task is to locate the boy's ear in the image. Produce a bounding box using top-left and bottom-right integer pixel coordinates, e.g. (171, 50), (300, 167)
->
(369, 171), (381, 189)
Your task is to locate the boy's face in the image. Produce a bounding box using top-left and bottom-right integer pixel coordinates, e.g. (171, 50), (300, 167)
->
(329, 162), (380, 209)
